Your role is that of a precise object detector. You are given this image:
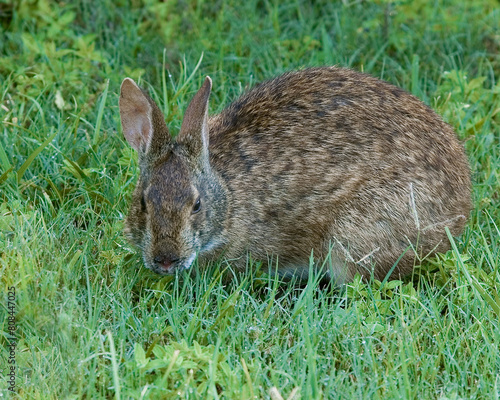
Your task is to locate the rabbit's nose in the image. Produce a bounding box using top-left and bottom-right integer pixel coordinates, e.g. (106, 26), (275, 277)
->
(154, 255), (180, 271)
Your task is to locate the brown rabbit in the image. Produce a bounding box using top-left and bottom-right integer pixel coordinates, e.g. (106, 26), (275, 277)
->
(119, 67), (472, 282)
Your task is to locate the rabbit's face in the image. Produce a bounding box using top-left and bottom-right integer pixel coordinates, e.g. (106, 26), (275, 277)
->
(126, 152), (225, 274)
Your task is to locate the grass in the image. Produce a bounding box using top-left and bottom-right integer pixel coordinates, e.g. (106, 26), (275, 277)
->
(1, 0), (499, 398)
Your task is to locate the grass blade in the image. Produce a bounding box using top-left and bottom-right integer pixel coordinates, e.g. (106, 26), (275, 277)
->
(0, 166), (13, 184)
(162, 48), (169, 117)
(17, 128), (57, 184)
(446, 227), (500, 317)
(0, 135), (12, 171)
(411, 54), (420, 97)
(107, 331), (121, 400)
(170, 52), (204, 103)
(241, 357), (255, 399)
(93, 79), (109, 147)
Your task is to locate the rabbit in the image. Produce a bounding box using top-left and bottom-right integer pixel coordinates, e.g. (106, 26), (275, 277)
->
(119, 67), (472, 283)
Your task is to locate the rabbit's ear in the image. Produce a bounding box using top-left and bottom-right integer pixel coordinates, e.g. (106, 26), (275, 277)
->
(119, 78), (155, 152)
(177, 77), (212, 160)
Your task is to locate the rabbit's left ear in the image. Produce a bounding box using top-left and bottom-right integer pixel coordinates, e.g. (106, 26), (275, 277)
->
(177, 77), (212, 161)
(119, 78), (154, 153)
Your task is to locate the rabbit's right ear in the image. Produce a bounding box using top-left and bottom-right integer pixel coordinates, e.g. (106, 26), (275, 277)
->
(177, 77), (212, 162)
(119, 78), (154, 152)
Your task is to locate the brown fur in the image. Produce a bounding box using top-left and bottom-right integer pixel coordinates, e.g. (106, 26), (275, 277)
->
(119, 67), (472, 282)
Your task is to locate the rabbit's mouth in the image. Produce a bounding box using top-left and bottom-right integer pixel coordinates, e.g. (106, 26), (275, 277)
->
(149, 252), (197, 275)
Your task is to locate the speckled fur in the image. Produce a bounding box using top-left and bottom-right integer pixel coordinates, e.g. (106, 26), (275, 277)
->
(119, 67), (472, 282)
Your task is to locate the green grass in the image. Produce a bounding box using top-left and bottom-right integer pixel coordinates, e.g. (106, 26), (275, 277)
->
(1, 0), (499, 398)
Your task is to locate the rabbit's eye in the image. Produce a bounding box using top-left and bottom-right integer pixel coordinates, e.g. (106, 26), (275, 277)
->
(192, 197), (202, 214)
(140, 194), (147, 212)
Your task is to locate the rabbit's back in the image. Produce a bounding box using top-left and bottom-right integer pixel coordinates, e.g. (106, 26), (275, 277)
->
(207, 67), (471, 280)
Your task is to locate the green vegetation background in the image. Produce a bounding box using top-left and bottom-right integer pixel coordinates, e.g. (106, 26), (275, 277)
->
(0, 0), (499, 398)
